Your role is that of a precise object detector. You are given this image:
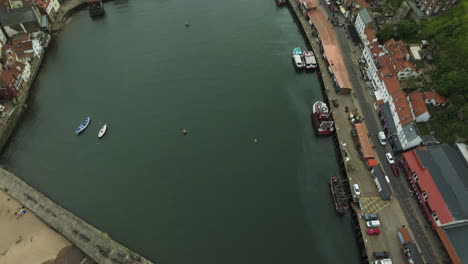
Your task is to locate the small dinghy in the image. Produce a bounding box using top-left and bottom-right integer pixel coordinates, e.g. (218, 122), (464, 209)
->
(75, 117), (91, 134)
(98, 124), (107, 138)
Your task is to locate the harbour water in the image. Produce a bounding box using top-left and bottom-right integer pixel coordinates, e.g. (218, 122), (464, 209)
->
(1, 0), (360, 263)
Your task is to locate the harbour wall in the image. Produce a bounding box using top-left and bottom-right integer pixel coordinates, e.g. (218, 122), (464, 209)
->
(0, 168), (155, 264)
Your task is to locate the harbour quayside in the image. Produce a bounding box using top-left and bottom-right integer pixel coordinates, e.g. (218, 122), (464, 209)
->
(75, 117), (91, 134)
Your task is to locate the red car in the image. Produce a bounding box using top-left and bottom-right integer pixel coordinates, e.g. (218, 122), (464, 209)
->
(391, 164), (400, 176)
(367, 228), (380, 235)
(328, 4), (335, 12)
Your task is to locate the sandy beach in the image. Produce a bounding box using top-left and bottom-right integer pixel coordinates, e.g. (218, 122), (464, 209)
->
(0, 189), (72, 264)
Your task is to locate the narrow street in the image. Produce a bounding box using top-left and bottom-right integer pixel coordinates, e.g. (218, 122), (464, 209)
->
(317, 1), (450, 262)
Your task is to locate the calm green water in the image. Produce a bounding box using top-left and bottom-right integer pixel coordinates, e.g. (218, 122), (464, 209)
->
(1, 1), (359, 263)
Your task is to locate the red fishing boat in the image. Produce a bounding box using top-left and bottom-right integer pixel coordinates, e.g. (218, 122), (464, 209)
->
(311, 101), (334, 135)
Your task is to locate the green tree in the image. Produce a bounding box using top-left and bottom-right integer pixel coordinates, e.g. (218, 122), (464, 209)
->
(377, 24), (394, 43)
(396, 20), (418, 42)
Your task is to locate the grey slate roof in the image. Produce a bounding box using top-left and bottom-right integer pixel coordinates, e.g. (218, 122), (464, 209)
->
(416, 144), (468, 220)
(359, 8), (374, 25)
(370, 165), (392, 200)
(443, 223), (468, 264)
(0, 6), (38, 27)
(380, 103), (403, 153)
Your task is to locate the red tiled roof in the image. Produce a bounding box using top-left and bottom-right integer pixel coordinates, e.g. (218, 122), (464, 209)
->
(408, 91), (428, 117)
(403, 151), (454, 224)
(376, 56), (395, 80)
(383, 75), (400, 95)
(364, 27), (376, 43)
(354, 123), (375, 159)
(392, 90), (413, 126)
(0, 69), (15, 87)
(33, 0), (50, 9)
(22, 0), (33, 7)
(10, 33), (30, 45)
(424, 91), (447, 104)
(368, 42), (384, 56)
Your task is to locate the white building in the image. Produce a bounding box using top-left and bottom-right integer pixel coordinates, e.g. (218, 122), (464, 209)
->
(354, 8), (374, 44)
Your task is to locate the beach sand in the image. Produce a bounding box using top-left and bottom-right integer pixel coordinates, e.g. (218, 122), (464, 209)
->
(0, 189), (73, 264)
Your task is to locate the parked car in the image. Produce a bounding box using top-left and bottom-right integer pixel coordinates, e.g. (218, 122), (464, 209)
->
(373, 252), (390, 259)
(386, 153), (395, 164)
(332, 98), (339, 107)
(332, 19), (338, 27)
(366, 220), (381, 228)
(366, 228), (380, 235)
(363, 214), (378, 221)
(353, 183), (360, 196)
(328, 4), (334, 11)
(390, 164), (399, 176)
(325, 0), (331, 4)
(378, 132), (386, 145)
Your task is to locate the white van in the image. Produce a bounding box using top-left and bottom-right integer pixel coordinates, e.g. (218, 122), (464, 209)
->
(378, 132), (386, 145)
(366, 220), (381, 228)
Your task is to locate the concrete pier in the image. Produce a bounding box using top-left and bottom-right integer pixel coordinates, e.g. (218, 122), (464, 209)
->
(0, 168), (154, 264)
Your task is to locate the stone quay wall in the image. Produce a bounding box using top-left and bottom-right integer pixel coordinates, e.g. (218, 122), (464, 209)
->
(0, 168), (155, 264)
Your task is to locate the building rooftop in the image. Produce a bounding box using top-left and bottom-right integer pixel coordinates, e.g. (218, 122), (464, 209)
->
(408, 91), (428, 117)
(359, 8), (373, 25)
(354, 122), (374, 159)
(443, 223), (468, 264)
(424, 91), (447, 104)
(380, 103), (403, 153)
(403, 150), (454, 224)
(392, 90), (414, 126)
(376, 56), (395, 80)
(368, 42), (384, 57)
(0, 6), (39, 26)
(416, 144), (468, 221)
(454, 143), (468, 166)
(364, 27), (376, 43)
(370, 165), (392, 200)
(402, 123), (420, 144)
(383, 75), (400, 95)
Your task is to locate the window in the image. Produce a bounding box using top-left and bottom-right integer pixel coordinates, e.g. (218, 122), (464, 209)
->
(422, 191), (428, 201)
(432, 212), (439, 222)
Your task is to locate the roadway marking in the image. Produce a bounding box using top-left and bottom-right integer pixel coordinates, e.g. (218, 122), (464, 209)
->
(360, 197), (390, 214)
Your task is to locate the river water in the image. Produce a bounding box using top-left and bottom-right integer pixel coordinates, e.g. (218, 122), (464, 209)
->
(1, 0), (359, 263)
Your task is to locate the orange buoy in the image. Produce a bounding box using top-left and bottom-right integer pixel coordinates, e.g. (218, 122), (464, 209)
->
(182, 129), (188, 135)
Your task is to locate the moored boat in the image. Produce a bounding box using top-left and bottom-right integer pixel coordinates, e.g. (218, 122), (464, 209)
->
(303, 51), (317, 69)
(330, 176), (349, 215)
(292, 47), (305, 69)
(311, 101), (334, 135)
(75, 117), (91, 134)
(274, 0), (287, 6)
(98, 124), (107, 138)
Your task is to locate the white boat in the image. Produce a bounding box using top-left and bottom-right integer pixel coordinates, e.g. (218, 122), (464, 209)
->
(303, 51), (317, 69)
(98, 124), (107, 138)
(292, 47), (305, 69)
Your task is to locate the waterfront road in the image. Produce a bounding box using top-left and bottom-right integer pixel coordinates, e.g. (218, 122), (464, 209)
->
(320, 1), (450, 263)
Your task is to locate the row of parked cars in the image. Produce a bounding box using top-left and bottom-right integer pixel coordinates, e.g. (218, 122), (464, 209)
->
(377, 131), (400, 176)
(364, 213), (381, 235)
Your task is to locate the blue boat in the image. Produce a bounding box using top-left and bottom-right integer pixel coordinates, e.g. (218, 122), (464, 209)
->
(293, 47), (303, 55)
(75, 117), (91, 134)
